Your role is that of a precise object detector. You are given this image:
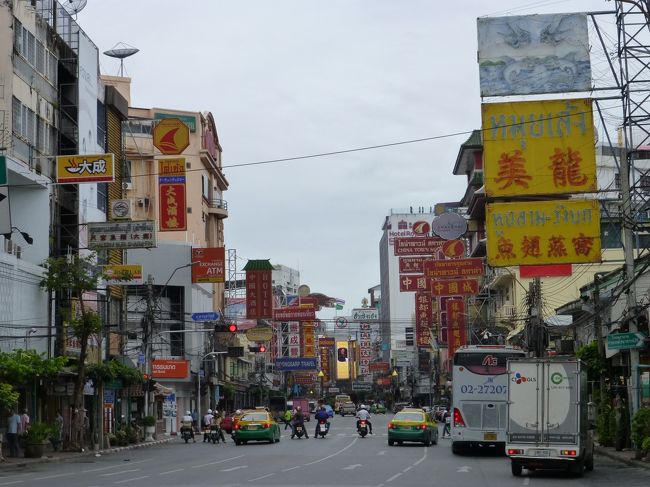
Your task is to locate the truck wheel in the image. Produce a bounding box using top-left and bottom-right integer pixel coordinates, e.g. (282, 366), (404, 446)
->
(511, 462), (523, 477)
(586, 453), (594, 472)
(569, 459), (584, 477)
(451, 443), (462, 455)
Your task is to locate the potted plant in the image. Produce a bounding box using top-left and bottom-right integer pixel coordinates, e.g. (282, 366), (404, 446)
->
(23, 422), (53, 458)
(143, 415), (156, 442)
(631, 408), (650, 459)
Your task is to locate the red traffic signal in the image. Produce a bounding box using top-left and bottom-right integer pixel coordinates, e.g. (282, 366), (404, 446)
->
(249, 345), (267, 353)
(258, 345), (266, 353)
(227, 323), (238, 333)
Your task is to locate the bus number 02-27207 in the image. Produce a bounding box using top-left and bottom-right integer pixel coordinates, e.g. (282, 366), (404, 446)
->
(459, 384), (507, 394)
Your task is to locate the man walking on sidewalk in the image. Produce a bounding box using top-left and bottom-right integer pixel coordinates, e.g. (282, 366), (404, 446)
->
(7, 409), (22, 457)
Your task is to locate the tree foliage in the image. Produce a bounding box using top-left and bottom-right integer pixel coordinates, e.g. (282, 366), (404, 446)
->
(576, 341), (606, 383)
(0, 383), (20, 411)
(86, 360), (144, 385)
(0, 349), (67, 383)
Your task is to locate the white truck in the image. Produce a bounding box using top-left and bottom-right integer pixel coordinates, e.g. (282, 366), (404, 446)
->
(505, 358), (594, 477)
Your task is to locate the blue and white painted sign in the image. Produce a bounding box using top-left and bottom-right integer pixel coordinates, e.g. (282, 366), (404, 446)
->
(191, 311), (220, 321)
(275, 357), (318, 371)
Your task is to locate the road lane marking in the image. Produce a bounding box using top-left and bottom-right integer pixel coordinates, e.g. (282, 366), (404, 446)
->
(33, 473), (75, 480)
(221, 465), (247, 472)
(281, 466), (301, 472)
(523, 478), (530, 485)
(303, 437), (358, 465)
(114, 475), (149, 484)
(0, 481), (24, 486)
(457, 466), (471, 473)
(377, 450), (387, 455)
(343, 464), (363, 470)
(158, 468), (185, 475)
(386, 472), (402, 482)
(191, 455), (245, 468)
(413, 447), (427, 466)
(249, 473), (275, 482)
(83, 459), (150, 472)
(101, 469), (141, 477)
(403, 466), (412, 472)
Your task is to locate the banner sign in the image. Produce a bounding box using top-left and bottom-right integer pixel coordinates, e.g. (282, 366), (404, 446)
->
(394, 237), (445, 256)
(158, 157), (186, 182)
(519, 264), (572, 278)
(56, 153), (115, 183)
(430, 278), (480, 297)
(320, 346), (331, 382)
(274, 357), (318, 371)
(245, 269), (273, 319)
(359, 322), (372, 376)
(446, 300), (467, 357)
(293, 373), (316, 385)
(88, 221), (156, 249)
(486, 200), (601, 266)
(273, 306), (316, 321)
(302, 322), (316, 357)
(368, 362), (390, 372)
(191, 247), (225, 283)
(482, 98), (596, 198)
(415, 293), (434, 349)
(399, 257), (429, 273)
(102, 264), (143, 285)
(336, 341), (350, 380)
(400, 274), (430, 292)
(351, 308), (379, 321)
(159, 182), (187, 231)
(152, 359), (190, 379)
(318, 336), (336, 348)
(424, 258), (484, 279)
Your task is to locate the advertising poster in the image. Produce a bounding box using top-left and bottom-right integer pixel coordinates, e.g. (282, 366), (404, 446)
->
(191, 247), (225, 283)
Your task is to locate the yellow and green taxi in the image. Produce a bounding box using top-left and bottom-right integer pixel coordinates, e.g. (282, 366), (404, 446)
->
(233, 410), (281, 445)
(370, 403), (386, 414)
(387, 407), (438, 446)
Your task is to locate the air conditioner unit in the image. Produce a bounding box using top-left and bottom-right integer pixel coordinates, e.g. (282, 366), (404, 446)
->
(122, 181), (132, 190)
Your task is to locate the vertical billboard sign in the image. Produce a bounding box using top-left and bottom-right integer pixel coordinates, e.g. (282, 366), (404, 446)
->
(358, 322), (372, 376)
(477, 13), (591, 97)
(159, 158), (187, 231)
(415, 293), (434, 349)
(320, 344), (331, 382)
(482, 99), (597, 197)
(336, 340), (350, 380)
(245, 269), (273, 319)
(284, 322), (301, 358)
(302, 322), (316, 357)
(446, 300), (467, 357)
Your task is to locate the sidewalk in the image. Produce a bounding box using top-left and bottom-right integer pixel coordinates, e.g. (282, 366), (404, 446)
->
(596, 445), (650, 470)
(0, 436), (175, 469)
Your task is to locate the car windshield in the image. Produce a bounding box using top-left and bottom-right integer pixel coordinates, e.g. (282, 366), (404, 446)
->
(394, 411), (424, 422)
(241, 413), (269, 421)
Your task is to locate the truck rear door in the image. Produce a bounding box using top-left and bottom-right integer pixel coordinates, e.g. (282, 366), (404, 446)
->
(543, 361), (579, 445)
(507, 361), (543, 445)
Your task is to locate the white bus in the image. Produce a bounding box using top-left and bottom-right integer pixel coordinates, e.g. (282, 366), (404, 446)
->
(451, 345), (526, 455)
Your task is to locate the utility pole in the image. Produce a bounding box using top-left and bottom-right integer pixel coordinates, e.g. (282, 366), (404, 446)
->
(593, 273), (606, 401)
(528, 278), (544, 357)
(143, 274), (154, 417)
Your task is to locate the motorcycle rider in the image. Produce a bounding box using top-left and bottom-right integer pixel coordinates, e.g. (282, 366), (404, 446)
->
(314, 405), (330, 438)
(356, 404), (373, 435)
(230, 409), (243, 439)
(181, 410), (196, 442)
(202, 409), (214, 442)
(210, 411), (226, 443)
(291, 406), (309, 439)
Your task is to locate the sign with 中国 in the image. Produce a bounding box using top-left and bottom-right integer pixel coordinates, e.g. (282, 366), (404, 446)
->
(159, 182), (187, 231)
(102, 264), (143, 285)
(245, 267), (273, 319)
(88, 221), (156, 249)
(486, 200), (601, 267)
(445, 300), (466, 357)
(56, 153), (115, 183)
(430, 278), (480, 297)
(415, 293), (434, 349)
(394, 237), (445, 256)
(153, 118), (190, 155)
(423, 258), (484, 279)
(152, 359), (190, 379)
(400, 274), (430, 292)
(482, 98), (597, 198)
(273, 306), (316, 321)
(191, 247), (225, 283)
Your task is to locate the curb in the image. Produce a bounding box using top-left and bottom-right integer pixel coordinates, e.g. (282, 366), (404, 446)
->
(1, 437), (176, 469)
(595, 446), (650, 470)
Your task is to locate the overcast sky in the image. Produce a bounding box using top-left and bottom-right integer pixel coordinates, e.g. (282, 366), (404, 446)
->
(79, 0), (605, 319)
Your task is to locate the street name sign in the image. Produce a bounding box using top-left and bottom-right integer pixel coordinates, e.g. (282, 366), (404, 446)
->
(191, 311), (220, 321)
(607, 332), (647, 350)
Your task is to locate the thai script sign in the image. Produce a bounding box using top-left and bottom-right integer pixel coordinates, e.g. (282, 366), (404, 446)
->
(399, 256), (428, 273)
(351, 308), (378, 321)
(56, 153), (115, 183)
(318, 337), (336, 348)
(273, 306), (316, 321)
(415, 293), (434, 349)
(191, 247), (225, 283)
(369, 362), (390, 372)
(152, 359), (190, 379)
(430, 278), (480, 297)
(486, 200), (601, 266)
(423, 258), (484, 279)
(482, 98), (596, 197)
(394, 237), (445, 255)
(274, 357), (318, 371)
(88, 221), (156, 249)
(478, 13), (591, 97)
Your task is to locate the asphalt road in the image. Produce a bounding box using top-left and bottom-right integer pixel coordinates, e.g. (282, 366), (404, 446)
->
(0, 414), (649, 487)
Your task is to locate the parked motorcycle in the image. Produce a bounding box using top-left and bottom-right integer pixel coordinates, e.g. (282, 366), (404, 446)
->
(357, 420), (368, 438)
(316, 419), (330, 438)
(293, 423), (306, 439)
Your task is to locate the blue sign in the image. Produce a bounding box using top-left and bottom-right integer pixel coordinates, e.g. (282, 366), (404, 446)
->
(138, 353), (145, 365)
(275, 357), (318, 371)
(191, 311), (220, 321)
(103, 389), (115, 404)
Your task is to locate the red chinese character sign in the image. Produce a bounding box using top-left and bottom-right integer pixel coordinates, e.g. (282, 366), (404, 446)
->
(158, 158), (187, 232)
(400, 274), (430, 292)
(445, 300), (467, 357)
(415, 293), (434, 349)
(430, 279), (480, 297)
(244, 260), (274, 319)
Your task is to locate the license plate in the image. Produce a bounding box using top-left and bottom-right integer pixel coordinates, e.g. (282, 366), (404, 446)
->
(248, 424), (259, 430)
(532, 449), (550, 457)
(484, 433), (497, 441)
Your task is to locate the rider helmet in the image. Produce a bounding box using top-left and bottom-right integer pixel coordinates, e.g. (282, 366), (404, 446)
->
(296, 406), (302, 411)
(361, 404), (368, 410)
(320, 405), (326, 411)
(207, 409), (212, 414)
(185, 411), (191, 415)
(235, 409), (242, 415)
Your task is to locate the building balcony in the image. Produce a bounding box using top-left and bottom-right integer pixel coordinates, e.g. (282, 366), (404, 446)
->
(207, 198), (228, 219)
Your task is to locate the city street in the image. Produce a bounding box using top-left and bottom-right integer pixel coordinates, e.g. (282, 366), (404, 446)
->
(0, 415), (648, 487)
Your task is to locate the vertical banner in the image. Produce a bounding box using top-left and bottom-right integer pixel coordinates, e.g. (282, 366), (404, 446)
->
(302, 322), (316, 357)
(358, 322), (372, 376)
(320, 344), (332, 382)
(415, 293), (434, 349)
(158, 158), (187, 231)
(284, 322), (301, 357)
(336, 340), (350, 380)
(245, 269), (273, 319)
(445, 300), (467, 357)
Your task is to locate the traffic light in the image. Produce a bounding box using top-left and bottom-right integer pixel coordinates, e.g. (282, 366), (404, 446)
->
(215, 323), (238, 333)
(227, 323), (238, 333)
(249, 345), (267, 353)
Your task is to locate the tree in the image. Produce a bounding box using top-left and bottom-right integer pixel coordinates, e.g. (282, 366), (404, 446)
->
(41, 254), (103, 451)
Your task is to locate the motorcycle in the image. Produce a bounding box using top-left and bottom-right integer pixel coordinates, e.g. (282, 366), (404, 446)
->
(316, 420), (330, 438)
(357, 420), (368, 438)
(209, 425), (223, 444)
(181, 426), (194, 443)
(293, 423), (306, 439)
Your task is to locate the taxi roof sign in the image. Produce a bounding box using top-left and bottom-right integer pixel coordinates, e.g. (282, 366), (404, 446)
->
(153, 117), (190, 155)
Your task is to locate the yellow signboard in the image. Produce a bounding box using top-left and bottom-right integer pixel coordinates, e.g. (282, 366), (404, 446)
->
(482, 99), (596, 197)
(102, 264), (143, 285)
(56, 153), (115, 183)
(336, 340), (349, 380)
(486, 199), (601, 267)
(153, 118), (190, 155)
(158, 157), (186, 177)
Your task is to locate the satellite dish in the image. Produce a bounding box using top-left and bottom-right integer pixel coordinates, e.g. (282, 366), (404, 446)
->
(104, 43), (140, 76)
(62, 0), (87, 16)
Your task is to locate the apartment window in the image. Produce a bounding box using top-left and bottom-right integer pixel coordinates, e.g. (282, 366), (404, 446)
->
(169, 325), (184, 357)
(614, 173), (621, 189)
(201, 175), (209, 199)
(36, 40), (45, 74)
(640, 175), (650, 194)
(97, 183), (108, 213)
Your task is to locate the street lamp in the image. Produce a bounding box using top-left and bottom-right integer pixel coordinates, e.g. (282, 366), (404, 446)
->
(3, 226), (33, 245)
(197, 351), (228, 429)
